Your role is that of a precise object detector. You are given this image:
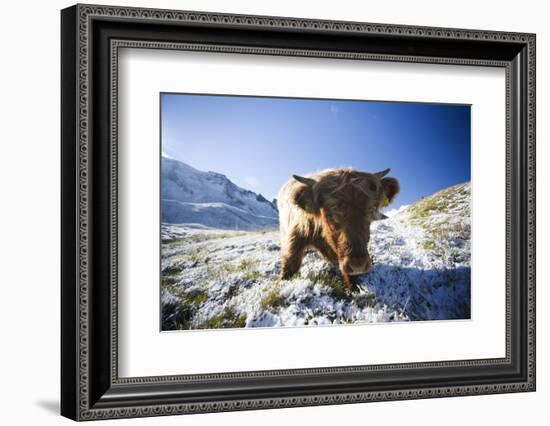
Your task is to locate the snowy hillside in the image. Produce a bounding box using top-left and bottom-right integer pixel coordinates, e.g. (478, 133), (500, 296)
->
(162, 155), (278, 230)
(161, 182), (471, 330)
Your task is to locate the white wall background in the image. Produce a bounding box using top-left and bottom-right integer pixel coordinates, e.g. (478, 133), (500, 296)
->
(0, 0), (546, 424)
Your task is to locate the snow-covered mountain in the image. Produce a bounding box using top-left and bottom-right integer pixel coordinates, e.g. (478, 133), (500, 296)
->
(161, 156), (278, 230)
(161, 182), (471, 330)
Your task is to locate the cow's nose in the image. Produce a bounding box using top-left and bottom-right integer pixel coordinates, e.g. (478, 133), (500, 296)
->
(344, 256), (371, 275)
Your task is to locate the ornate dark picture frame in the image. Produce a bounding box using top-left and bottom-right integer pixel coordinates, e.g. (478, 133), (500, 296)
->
(61, 4), (536, 421)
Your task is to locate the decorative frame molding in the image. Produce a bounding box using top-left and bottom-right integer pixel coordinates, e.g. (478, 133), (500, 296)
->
(61, 4), (535, 421)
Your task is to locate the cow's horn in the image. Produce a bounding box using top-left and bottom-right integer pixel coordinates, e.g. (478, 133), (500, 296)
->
(293, 175), (316, 186)
(374, 168), (391, 178)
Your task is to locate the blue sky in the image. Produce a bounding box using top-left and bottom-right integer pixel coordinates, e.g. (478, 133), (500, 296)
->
(161, 93), (470, 209)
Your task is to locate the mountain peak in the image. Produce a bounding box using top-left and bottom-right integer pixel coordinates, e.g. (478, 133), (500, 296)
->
(161, 157), (278, 230)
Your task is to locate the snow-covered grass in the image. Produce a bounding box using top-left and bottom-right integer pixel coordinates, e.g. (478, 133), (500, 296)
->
(161, 182), (471, 330)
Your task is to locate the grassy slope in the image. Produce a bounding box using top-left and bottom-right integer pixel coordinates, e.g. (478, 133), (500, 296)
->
(161, 182), (471, 330)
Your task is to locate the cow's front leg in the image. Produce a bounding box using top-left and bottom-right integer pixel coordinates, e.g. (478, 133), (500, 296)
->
(279, 236), (307, 281)
(341, 272), (361, 292)
(312, 238), (338, 265)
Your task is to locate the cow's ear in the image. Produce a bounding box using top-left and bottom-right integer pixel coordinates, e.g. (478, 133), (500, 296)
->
(292, 175), (319, 213)
(293, 185), (319, 212)
(381, 177), (400, 205)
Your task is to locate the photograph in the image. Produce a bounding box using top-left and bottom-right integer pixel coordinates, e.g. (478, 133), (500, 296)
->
(58, 4), (536, 419)
(160, 93), (472, 331)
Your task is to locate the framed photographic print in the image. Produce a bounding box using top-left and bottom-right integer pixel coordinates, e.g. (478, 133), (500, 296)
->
(61, 4), (536, 421)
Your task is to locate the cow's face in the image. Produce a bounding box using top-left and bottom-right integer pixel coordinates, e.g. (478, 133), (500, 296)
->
(292, 169), (399, 275)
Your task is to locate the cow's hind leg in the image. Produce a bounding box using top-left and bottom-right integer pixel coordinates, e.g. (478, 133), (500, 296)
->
(279, 235), (307, 281)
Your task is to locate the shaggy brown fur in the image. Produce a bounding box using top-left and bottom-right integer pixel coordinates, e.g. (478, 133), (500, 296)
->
(277, 168), (399, 291)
